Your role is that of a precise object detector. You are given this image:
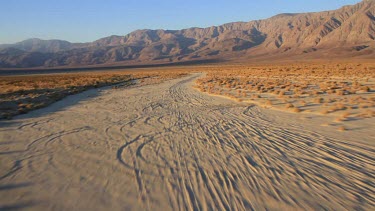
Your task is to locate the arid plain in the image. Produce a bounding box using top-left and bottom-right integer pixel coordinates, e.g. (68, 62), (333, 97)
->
(1, 0), (375, 210)
(0, 61), (374, 210)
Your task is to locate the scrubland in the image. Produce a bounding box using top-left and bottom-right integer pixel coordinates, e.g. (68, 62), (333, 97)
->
(2, 62), (374, 125)
(0, 70), (186, 119)
(2, 62), (374, 126)
(195, 62), (375, 129)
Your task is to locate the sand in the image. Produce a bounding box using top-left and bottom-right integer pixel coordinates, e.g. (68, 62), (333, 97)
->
(0, 73), (374, 210)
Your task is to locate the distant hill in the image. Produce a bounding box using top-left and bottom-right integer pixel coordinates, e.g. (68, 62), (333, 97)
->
(0, 38), (82, 53)
(1, 0), (374, 68)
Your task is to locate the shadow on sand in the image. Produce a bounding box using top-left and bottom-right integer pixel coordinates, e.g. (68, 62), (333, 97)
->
(0, 86), (106, 128)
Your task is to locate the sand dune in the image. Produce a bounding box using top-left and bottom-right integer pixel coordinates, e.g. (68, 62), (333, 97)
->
(0, 74), (374, 210)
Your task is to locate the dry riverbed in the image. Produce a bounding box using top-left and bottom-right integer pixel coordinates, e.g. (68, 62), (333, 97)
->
(0, 73), (374, 210)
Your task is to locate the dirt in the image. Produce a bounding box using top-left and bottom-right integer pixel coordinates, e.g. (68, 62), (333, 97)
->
(0, 74), (374, 210)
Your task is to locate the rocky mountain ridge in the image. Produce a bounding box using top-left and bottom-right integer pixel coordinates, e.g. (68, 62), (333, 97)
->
(1, 0), (374, 68)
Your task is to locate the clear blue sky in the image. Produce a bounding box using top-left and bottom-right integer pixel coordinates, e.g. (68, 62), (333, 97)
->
(0, 0), (362, 44)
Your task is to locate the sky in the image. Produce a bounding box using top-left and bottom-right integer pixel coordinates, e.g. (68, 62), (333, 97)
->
(0, 0), (362, 44)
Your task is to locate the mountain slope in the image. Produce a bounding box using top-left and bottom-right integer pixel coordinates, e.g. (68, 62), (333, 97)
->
(0, 0), (374, 68)
(0, 38), (84, 53)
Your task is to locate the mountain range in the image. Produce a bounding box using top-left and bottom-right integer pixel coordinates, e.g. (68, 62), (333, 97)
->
(1, 0), (374, 68)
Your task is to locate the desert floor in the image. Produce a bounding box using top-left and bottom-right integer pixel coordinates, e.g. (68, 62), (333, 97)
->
(0, 73), (374, 210)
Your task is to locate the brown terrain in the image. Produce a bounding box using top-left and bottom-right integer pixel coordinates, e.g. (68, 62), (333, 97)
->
(195, 62), (375, 129)
(0, 0), (374, 68)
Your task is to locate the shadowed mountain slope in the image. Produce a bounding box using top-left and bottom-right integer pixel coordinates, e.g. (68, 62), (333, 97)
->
(1, 0), (374, 68)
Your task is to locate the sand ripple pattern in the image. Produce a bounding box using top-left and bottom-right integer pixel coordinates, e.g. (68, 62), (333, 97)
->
(0, 74), (374, 210)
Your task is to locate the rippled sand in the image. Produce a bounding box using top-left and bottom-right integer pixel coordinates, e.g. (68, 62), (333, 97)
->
(1, 74), (374, 210)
